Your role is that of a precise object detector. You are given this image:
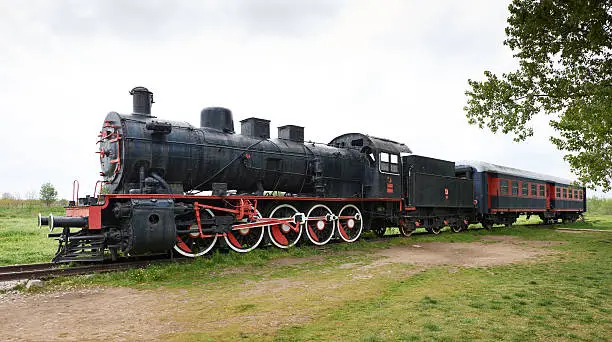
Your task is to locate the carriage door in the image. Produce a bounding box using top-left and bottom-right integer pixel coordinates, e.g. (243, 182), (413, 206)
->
(546, 183), (554, 209)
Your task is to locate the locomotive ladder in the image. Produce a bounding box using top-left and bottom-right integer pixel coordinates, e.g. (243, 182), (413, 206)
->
(49, 228), (105, 263)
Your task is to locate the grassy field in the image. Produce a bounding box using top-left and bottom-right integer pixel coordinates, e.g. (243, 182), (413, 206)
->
(0, 203), (64, 265)
(1, 201), (611, 341)
(45, 216), (610, 341)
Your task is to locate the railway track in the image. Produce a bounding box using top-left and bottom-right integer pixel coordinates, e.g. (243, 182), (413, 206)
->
(0, 222), (565, 282)
(0, 256), (182, 282)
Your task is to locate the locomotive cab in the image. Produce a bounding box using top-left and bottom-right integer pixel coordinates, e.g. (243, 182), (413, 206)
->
(328, 133), (410, 199)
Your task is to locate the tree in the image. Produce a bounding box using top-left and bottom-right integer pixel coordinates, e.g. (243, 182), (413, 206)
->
(464, 0), (612, 191)
(40, 182), (58, 207)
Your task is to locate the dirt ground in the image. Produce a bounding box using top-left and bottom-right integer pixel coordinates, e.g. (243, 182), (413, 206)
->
(0, 237), (559, 341)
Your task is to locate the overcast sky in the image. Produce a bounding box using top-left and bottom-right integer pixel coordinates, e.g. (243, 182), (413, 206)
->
(0, 0), (607, 200)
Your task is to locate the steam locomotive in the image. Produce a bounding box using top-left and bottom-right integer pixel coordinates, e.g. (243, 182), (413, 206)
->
(38, 87), (586, 263)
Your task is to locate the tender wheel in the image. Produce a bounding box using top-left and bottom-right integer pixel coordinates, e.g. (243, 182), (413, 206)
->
(305, 204), (335, 245)
(399, 220), (415, 237)
(337, 204), (363, 242)
(174, 209), (218, 257)
(224, 211), (265, 253)
(428, 226), (442, 235)
(373, 227), (387, 237)
(450, 224), (463, 233)
(451, 220), (468, 233)
(267, 204), (303, 249)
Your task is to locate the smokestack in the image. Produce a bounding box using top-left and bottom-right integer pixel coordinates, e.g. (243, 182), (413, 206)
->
(130, 86), (154, 115)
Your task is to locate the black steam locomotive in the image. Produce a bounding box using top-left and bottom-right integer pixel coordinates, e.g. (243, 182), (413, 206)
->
(39, 87), (586, 262)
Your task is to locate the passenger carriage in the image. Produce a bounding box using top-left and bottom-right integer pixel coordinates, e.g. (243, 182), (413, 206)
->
(456, 161), (586, 228)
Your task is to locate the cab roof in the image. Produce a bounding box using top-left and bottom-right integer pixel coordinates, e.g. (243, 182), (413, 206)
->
(329, 133), (411, 155)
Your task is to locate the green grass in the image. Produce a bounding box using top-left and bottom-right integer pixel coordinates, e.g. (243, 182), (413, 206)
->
(44, 216), (611, 341)
(0, 205), (63, 265)
(274, 234), (611, 341)
(582, 213), (612, 230)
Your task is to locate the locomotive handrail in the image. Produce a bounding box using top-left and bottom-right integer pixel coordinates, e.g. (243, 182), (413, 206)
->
(93, 180), (105, 202)
(72, 180), (79, 205)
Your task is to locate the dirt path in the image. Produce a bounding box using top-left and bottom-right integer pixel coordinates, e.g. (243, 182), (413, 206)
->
(0, 238), (559, 341)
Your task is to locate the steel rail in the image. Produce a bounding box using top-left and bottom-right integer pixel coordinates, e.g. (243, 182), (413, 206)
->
(0, 256), (185, 282)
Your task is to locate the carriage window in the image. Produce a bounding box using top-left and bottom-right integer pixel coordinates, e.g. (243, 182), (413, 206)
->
(574, 190), (578, 199)
(562, 188), (567, 198)
(521, 182), (528, 196)
(568, 188), (573, 199)
(539, 185), (545, 197)
(500, 180), (509, 195)
(556, 187), (561, 198)
(511, 181), (518, 196)
(579, 190), (583, 200)
(531, 184), (536, 196)
(390, 154), (399, 173)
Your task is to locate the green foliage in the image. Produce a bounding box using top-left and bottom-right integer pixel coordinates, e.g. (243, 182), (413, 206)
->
(465, 0), (612, 191)
(587, 197), (612, 215)
(39, 182), (58, 207)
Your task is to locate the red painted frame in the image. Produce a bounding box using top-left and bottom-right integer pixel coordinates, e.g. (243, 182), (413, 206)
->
(64, 194), (406, 231)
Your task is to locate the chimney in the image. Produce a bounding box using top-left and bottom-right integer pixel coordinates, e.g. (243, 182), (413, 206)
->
(130, 87), (154, 116)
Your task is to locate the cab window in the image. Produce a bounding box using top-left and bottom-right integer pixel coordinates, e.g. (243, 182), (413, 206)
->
(379, 152), (399, 174)
(380, 152), (390, 172)
(390, 154), (399, 173)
